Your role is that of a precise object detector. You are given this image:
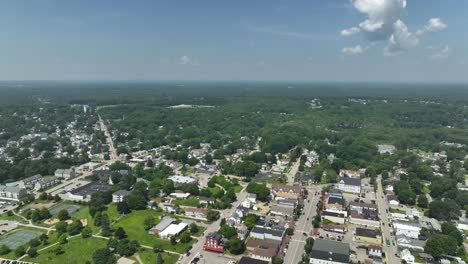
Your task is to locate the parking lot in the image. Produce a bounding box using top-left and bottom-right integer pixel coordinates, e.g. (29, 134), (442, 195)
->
(183, 251), (237, 264)
(50, 179), (90, 197)
(0, 220), (18, 234)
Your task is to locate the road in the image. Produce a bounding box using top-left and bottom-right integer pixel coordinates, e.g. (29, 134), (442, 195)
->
(283, 185), (321, 264)
(98, 114), (118, 161)
(179, 185), (248, 264)
(287, 158), (301, 185)
(376, 176), (400, 264)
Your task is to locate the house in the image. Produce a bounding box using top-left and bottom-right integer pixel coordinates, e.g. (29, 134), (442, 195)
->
(203, 232), (224, 253)
(160, 203), (179, 213)
(112, 190), (131, 203)
(276, 198), (297, 208)
(324, 195), (347, 217)
(159, 223), (188, 239)
(337, 177), (361, 194)
(247, 193), (257, 203)
(0, 185), (27, 200)
(199, 196), (216, 205)
(148, 216), (176, 235)
(321, 225), (346, 234)
(309, 239), (350, 264)
(247, 240), (279, 262)
(34, 176), (60, 191)
(271, 184), (302, 196)
(168, 175), (198, 186)
(367, 245), (382, 258)
(377, 144), (396, 154)
(169, 192), (191, 199)
(227, 207), (249, 227)
(270, 204), (294, 218)
(387, 195), (400, 206)
(274, 192), (299, 200)
(54, 169), (76, 180)
(350, 210), (379, 228)
(250, 226), (285, 242)
(396, 234), (426, 252)
(238, 257), (269, 264)
(184, 207), (208, 220)
(67, 182), (112, 201)
(350, 202), (378, 214)
(406, 208), (421, 220)
(18, 174), (42, 189)
(393, 221), (421, 239)
(339, 169), (361, 178)
(400, 249), (415, 264)
(355, 228), (381, 244)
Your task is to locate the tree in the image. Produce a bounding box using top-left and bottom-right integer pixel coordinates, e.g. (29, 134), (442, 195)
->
(124, 192), (147, 210)
(246, 182), (270, 202)
(170, 236), (177, 245)
(285, 228), (294, 236)
(441, 222), (463, 245)
(29, 238), (41, 247)
(189, 223), (199, 234)
(116, 239), (139, 256)
(144, 215), (156, 230)
(226, 237), (246, 255)
(67, 220), (84, 235)
(243, 214), (259, 230)
(15, 246), (26, 257)
(57, 209), (70, 221)
(417, 195), (428, 208)
(101, 213), (111, 236)
(92, 248), (116, 264)
(207, 210), (220, 221)
(117, 201), (130, 214)
(54, 246), (64, 255)
(179, 231), (192, 243)
(39, 192), (48, 200)
(304, 237), (315, 254)
(27, 248), (38, 258)
(424, 235), (458, 258)
(219, 225), (237, 239)
(428, 199), (461, 221)
(115, 227), (127, 240)
(272, 256), (284, 264)
(59, 233), (68, 244)
(55, 221), (68, 234)
(0, 245), (11, 255)
(82, 227), (92, 238)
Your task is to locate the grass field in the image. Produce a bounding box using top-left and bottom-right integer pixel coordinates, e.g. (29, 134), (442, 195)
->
(134, 248), (179, 264)
(112, 209), (193, 253)
(0, 229), (42, 249)
(23, 236), (106, 264)
(0, 213), (23, 221)
(172, 197), (200, 207)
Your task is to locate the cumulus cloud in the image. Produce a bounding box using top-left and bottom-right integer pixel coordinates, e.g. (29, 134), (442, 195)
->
(178, 55), (199, 66)
(341, 0), (447, 55)
(342, 45), (369, 56)
(416, 18), (448, 36)
(430, 45), (450, 59)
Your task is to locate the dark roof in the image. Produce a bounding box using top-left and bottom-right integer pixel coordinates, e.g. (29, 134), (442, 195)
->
(70, 182), (111, 196)
(238, 257), (269, 264)
(340, 177), (361, 186)
(251, 226), (284, 238)
(311, 240), (350, 263)
(323, 211), (345, 218)
(206, 232), (222, 240)
(355, 228), (381, 238)
(327, 196), (345, 206)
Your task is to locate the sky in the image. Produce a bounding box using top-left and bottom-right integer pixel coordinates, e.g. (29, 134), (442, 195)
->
(0, 0), (467, 83)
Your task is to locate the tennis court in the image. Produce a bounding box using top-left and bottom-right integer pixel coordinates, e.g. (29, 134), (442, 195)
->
(49, 203), (83, 215)
(0, 229), (42, 249)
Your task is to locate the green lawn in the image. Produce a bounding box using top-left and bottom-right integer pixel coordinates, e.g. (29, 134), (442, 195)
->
(106, 203), (120, 222)
(71, 204), (121, 234)
(208, 187), (223, 197)
(134, 248), (179, 264)
(389, 208), (406, 214)
(172, 197), (200, 207)
(422, 186), (430, 194)
(112, 209), (193, 253)
(24, 236), (106, 264)
(0, 213), (23, 221)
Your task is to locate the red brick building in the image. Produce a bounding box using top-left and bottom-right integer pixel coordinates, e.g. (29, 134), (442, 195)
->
(203, 232), (224, 253)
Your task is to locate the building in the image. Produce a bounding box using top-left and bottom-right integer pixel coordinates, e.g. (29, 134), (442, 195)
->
(350, 202), (378, 214)
(54, 169), (76, 180)
(160, 203), (179, 213)
(0, 185), (27, 200)
(309, 239), (350, 264)
(169, 192), (191, 199)
(34, 176), (60, 191)
(250, 226), (285, 242)
(168, 175), (197, 185)
(203, 232), (224, 253)
(184, 207), (208, 220)
(400, 249), (415, 264)
(199, 196), (216, 205)
(367, 245), (382, 258)
(377, 144), (396, 154)
(393, 221), (421, 239)
(238, 257), (269, 264)
(250, 240), (279, 262)
(148, 216), (176, 235)
(270, 204), (295, 218)
(18, 174), (42, 189)
(339, 169), (361, 178)
(247, 193), (257, 203)
(396, 234), (426, 252)
(321, 225), (346, 234)
(337, 177), (361, 194)
(271, 184), (302, 196)
(350, 211), (380, 227)
(387, 195), (400, 206)
(112, 190), (131, 203)
(355, 228), (381, 244)
(67, 182), (112, 200)
(159, 223), (188, 239)
(322, 211), (346, 224)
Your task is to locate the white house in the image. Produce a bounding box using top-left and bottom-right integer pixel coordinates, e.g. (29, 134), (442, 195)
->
(393, 221), (421, 239)
(112, 190), (131, 203)
(337, 177), (361, 194)
(159, 223), (188, 239)
(400, 249), (415, 264)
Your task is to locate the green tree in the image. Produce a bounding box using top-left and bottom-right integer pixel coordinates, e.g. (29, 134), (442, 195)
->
(156, 253), (163, 264)
(243, 214), (259, 230)
(144, 215), (156, 230)
(441, 222), (463, 245)
(114, 227), (127, 240)
(92, 248), (116, 264)
(179, 231), (192, 243)
(27, 248), (38, 258)
(82, 227), (93, 238)
(0, 245), (11, 255)
(189, 223), (199, 234)
(67, 220), (84, 235)
(55, 221), (68, 234)
(424, 235), (458, 258)
(417, 195), (428, 208)
(170, 236), (177, 245)
(226, 237), (245, 255)
(14, 246), (26, 257)
(57, 209), (70, 221)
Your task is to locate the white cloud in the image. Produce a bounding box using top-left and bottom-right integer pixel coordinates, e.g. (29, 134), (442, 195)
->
(341, 0), (447, 56)
(416, 18), (448, 36)
(256, 60), (266, 66)
(178, 55), (199, 66)
(342, 45), (369, 56)
(341, 27), (361, 36)
(430, 45), (450, 59)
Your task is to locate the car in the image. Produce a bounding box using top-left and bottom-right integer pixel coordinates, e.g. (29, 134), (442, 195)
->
(191, 257), (200, 264)
(303, 232), (307, 236)
(186, 252), (191, 256)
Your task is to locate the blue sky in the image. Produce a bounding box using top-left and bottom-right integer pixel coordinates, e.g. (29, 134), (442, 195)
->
(0, 0), (466, 82)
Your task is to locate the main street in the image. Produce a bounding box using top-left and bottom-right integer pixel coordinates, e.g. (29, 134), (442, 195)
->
(376, 176), (400, 264)
(287, 158), (301, 185)
(283, 185), (322, 264)
(98, 114), (118, 161)
(179, 184), (248, 264)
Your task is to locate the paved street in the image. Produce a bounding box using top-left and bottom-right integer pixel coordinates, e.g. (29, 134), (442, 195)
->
(287, 158), (301, 185)
(98, 114), (118, 161)
(283, 185), (321, 264)
(179, 185), (248, 264)
(376, 176), (400, 264)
